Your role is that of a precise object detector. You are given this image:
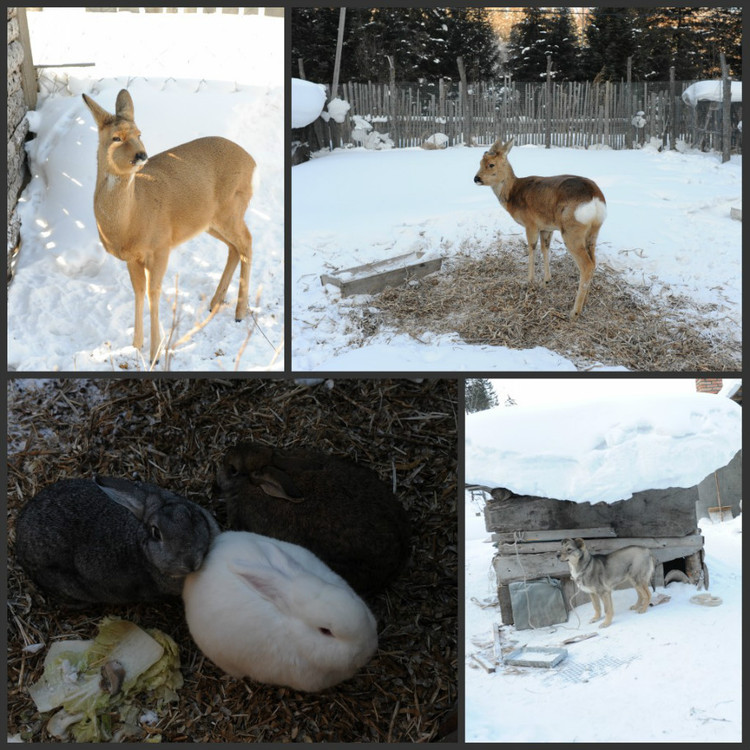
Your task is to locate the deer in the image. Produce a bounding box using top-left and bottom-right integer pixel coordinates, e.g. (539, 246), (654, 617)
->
(82, 88), (257, 363)
(474, 138), (607, 320)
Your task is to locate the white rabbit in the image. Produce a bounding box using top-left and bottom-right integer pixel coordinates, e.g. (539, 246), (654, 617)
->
(182, 531), (378, 692)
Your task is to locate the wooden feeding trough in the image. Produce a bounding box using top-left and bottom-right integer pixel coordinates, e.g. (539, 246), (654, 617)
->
(482, 485), (707, 627)
(320, 250), (444, 297)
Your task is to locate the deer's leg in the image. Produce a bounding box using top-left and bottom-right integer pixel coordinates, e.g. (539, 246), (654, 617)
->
(524, 226), (539, 285)
(539, 230), (553, 283)
(126, 260), (146, 351)
(145, 254), (169, 363)
(563, 227), (596, 320)
(208, 222), (253, 321)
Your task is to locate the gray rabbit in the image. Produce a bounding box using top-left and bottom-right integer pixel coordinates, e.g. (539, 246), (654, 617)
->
(215, 442), (411, 597)
(14, 476), (220, 605)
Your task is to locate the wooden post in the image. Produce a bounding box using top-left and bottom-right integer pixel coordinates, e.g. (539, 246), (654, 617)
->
(331, 7), (346, 99)
(387, 55), (397, 146)
(297, 58), (306, 80)
(545, 54), (552, 149)
(457, 56), (470, 146)
(17, 8), (37, 109)
(626, 57), (632, 148)
(720, 52), (731, 163)
(669, 66), (676, 150)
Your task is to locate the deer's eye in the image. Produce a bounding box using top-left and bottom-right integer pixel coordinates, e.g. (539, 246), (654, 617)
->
(112, 136), (122, 142)
(150, 525), (162, 541)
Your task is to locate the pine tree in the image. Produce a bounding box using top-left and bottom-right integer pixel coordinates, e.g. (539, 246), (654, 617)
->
(466, 379), (499, 414)
(506, 7), (551, 81)
(631, 7), (704, 81)
(545, 8), (581, 81)
(698, 7), (742, 78)
(581, 7), (636, 81)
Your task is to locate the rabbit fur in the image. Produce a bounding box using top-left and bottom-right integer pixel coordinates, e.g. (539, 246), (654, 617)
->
(14, 476), (220, 605)
(215, 442), (411, 597)
(182, 530), (378, 692)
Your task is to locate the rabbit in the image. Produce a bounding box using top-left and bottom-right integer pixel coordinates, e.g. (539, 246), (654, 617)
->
(14, 476), (220, 605)
(182, 530), (378, 692)
(214, 441), (412, 597)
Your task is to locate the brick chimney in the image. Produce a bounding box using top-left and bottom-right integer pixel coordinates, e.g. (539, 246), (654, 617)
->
(695, 378), (723, 394)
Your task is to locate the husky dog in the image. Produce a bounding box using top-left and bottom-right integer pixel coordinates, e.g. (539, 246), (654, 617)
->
(558, 538), (655, 628)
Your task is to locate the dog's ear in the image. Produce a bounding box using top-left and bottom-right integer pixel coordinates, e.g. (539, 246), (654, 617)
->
(574, 538), (586, 548)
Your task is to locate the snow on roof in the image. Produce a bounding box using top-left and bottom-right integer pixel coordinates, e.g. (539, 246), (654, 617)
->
(681, 80), (742, 107)
(292, 78), (327, 129)
(465, 391), (741, 504)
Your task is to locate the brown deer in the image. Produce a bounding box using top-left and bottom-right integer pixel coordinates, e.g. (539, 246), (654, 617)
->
(474, 138), (607, 320)
(82, 89), (257, 362)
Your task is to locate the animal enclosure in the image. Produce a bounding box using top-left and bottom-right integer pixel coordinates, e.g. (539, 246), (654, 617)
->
(481, 485), (707, 626)
(301, 78), (741, 152)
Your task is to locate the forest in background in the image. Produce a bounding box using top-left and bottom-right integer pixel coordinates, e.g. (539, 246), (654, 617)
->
(292, 7), (742, 85)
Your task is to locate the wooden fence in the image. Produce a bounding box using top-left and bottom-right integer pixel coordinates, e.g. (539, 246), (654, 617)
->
(304, 79), (741, 153)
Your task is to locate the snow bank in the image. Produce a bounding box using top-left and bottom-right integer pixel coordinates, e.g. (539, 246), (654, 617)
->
(292, 78), (326, 129)
(681, 80), (742, 106)
(466, 391), (741, 503)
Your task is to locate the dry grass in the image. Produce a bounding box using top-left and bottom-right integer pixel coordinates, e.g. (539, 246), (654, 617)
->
(7, 378), (458, 743)
(353, 243), (741, 371)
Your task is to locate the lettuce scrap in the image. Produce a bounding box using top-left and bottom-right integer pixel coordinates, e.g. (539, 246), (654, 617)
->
(28, 617), (182, 742)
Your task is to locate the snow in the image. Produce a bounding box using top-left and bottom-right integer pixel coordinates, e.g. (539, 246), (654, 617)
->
(292, 78), (326, 129)
(465, 382), (742, 742)
(466, 388), (742, 503)
(9, 8), (283, 371)
(292, 140), (741, 371)
(682, 80), (742, 106)
(323, 97), (351, 124)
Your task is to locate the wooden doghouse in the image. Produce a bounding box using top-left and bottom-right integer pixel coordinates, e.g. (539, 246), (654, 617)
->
(483, 486), (707, 626)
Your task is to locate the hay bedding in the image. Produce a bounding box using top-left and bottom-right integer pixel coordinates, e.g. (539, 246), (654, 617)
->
(7, 378), (458, 742)
(358, 243), (741, 371)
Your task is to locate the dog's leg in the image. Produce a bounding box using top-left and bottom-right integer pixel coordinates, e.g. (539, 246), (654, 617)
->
(630, 583), (642, 611)
(589, 593), (602, 623)
(635, 584), (651, 613)
(600, 591), (614, 628)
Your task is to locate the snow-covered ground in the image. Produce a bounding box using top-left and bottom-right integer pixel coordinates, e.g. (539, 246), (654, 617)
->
(291, 139), (741, 371)
(465, 379), (742, 742)
(8, 8), (283, 371)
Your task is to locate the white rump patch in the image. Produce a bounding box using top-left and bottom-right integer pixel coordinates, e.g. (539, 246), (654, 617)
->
(574, 198), (607, 225)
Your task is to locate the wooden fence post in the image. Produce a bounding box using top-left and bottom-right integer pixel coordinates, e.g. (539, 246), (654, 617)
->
(668, 66), (676, 150)
(387, 55), (397, 145)
(545, 54), (552, 149)
(720, 52), (731, 163)
(457, 56), (470, 146)
(626, 57), (632, 149)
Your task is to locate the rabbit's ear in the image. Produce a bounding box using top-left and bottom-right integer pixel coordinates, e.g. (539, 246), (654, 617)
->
(251, 467), (305, 503)
(94, 476), (148, 520)
(228, 557), (294, 614)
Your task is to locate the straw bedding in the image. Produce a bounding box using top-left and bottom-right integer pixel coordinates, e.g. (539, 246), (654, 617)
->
(7, 378), (458, 742)
(352, 243), (741, 371)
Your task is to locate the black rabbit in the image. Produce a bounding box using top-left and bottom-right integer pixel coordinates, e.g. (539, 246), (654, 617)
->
(215, 442), (411, 597)
(14, 476), (220, 605)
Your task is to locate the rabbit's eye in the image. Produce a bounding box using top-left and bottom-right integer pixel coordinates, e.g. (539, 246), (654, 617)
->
(319, 627), (334, 637)
(227, 462), (239, 477)
(150, 525), (162, 542)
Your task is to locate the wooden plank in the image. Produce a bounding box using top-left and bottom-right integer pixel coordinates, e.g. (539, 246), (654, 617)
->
(484, 486), (699, 538)
(321, 257), (443, 297)
(492, 535), (704, 582)
(492, 527), (615, 545)
(495, 533), (703, 555)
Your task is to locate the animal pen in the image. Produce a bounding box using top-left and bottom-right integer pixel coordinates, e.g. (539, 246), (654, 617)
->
(478, 485), (707, 629)
(300, 78), (741, 153)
